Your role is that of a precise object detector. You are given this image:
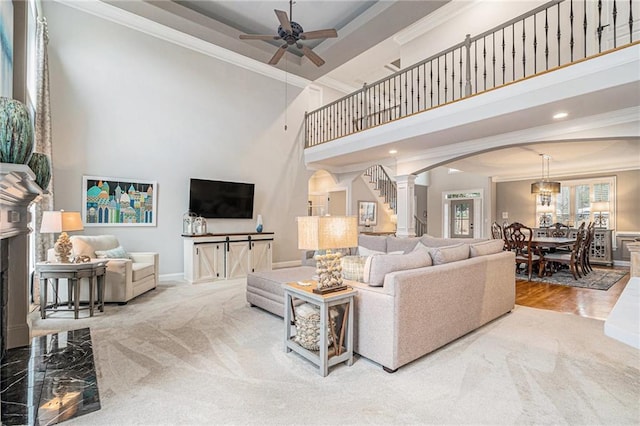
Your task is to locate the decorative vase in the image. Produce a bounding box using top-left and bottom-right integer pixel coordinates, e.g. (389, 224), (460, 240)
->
(28, 152), (51, 190)
(256, 214), (263, 233)
(0, 97), (34, 164)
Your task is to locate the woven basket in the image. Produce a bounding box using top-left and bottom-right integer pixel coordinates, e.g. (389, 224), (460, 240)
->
(293, 303), (339, 351)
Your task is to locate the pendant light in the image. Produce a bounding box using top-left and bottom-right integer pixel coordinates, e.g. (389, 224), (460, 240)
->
(531, 154), (561, 206)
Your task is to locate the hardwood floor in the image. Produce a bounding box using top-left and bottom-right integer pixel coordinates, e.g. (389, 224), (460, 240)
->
(515, 266), (630, 320)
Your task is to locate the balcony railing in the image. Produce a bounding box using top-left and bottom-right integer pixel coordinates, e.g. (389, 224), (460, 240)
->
(305, 0), (637, 148)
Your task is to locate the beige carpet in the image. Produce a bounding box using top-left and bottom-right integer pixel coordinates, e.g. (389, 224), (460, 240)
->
(30, 279), (639, 425)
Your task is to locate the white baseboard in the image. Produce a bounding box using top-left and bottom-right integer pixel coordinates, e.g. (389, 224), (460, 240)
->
(7, 323), (30, 349)
(159, 273), (186, 282)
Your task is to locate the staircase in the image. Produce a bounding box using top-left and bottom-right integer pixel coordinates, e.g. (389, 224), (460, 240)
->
(363, 165), (396, 214)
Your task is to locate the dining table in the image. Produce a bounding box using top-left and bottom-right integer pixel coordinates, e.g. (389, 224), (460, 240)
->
(530, 236), (577, 250)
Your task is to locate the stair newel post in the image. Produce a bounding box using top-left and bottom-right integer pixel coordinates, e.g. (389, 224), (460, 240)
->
(464, 34), (472, 96)
(395, 175), (417, 238)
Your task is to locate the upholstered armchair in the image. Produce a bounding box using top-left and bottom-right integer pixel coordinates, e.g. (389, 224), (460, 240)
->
(68, 235), (158, 304)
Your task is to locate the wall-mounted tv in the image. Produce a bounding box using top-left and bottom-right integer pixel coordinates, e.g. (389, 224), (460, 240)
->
(189, 178), (255, 219)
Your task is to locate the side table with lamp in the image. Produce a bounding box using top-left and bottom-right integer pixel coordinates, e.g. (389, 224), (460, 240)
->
(38, 210), (107, 318)
(283, 216), (358, 376)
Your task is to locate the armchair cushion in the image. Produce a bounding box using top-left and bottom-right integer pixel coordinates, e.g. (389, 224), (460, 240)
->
(95, 246), (130, 259)
(132, 262), (155, 281)
(71, 235), (120, 257)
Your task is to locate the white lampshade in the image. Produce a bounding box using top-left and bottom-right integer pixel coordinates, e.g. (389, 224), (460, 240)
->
(40, 210), (84, 233)
(591, 201), (610, 212)
(297, 216), (358, 250)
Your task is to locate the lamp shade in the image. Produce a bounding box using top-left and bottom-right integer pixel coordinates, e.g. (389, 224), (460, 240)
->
(40, 210), (84, 233)
(531, 181), (561, 194)
(591, 201), (610, 212)
(297, 216), (358, 250)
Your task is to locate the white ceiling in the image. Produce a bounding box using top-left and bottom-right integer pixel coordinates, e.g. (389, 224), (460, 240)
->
(98, 0), (639, 179)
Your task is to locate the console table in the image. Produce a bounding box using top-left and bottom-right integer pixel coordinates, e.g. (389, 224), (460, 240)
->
(534, 228), (614, 266)
(37, 261), (107, 319)
(283, 282), (355, 377)
(183, 232), (273, 283)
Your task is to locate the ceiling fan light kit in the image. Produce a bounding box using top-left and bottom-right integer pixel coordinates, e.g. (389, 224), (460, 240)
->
(239, 0), (338, 67)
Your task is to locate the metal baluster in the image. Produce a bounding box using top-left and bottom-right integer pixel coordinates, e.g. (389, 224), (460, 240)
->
(404, 70), (408, 113)
(534, 13), (538, 74)
(437, 57), (441, 105)
(522, 18), (526, 78)
(411, 68), (415, 114)
(512, 24), (516, 81)
(423, 63), (427, 110)
(483, 36), (487, 89)
(474, 40), (479, 92)
(584, 0), (588, 57)
(429, 61), (434, 107)
(557, 3), (561, 65)
(492, 33), (496, 89)
(502, 28), (506, 84)
(451, 51), (455, 100)
(597, 0), (603, 52)
(545, 9), (550, 69)
(416, 66), (421, 112)
(458, 46), (463, 97)
(613, 0), (617, 48)
(570, 0), (575, 61)
(630, 0), (634, 43)
(444, 53), (448, 102)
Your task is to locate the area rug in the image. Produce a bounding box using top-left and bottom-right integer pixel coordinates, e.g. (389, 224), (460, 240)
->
(527, 267), (628, 290)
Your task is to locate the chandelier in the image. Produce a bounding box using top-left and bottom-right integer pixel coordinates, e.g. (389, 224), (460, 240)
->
(531, 154), (561, 206)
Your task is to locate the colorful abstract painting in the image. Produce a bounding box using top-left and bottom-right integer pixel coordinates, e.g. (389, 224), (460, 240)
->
(0, 1), (13, 97)
(82, 176), (157, 226)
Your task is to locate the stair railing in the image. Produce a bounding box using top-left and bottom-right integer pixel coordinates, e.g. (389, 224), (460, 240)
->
(363, 165), (397, 213)
(415, 216), (428, 237)
(305, 0), (637, 148)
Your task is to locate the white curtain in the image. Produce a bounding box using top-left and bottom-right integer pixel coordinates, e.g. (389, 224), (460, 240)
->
(32, 16), (54, 302)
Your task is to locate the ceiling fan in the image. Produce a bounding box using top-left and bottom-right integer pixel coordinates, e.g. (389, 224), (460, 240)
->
(239, 0), (338, 67)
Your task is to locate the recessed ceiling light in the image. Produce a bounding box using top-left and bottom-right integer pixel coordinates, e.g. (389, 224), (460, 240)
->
(389, 149), (398, 154)
(553, 112), (568, 119)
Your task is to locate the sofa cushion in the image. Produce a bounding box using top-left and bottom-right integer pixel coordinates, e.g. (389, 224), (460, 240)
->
(358, 246), (385, 256)
(429, 243), (470, 265)
(358, 234), (387, 253)
(364, 250), (432, 287)
(469, 239), (504, 257)
(95, 245), (130, 259)
(341, 256), (367, 282)
(386, 236), (422, 254)
(132, 262), (154, 281)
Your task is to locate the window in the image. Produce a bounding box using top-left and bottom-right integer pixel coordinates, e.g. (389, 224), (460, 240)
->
(536, 177), (616, 229)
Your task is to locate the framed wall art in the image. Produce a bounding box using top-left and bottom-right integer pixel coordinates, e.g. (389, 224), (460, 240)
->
(358, 200), (377, 226)
(82, 176), (157, 226)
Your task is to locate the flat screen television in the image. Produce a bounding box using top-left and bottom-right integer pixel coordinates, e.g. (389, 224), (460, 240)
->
(189, 178), (255, 219)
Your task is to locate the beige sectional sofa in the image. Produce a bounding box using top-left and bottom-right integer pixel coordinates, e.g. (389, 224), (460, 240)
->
(246, 235), (515, 372)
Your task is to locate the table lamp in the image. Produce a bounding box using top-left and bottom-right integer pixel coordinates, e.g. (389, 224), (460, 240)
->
(297, 216), (358, 294)
(40, 210), (84, 263)
(591, 201), (610, 228)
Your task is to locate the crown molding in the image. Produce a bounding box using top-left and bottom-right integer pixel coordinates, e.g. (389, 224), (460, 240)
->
(53, 0), (311, 89)
(393, 0), (483, 46)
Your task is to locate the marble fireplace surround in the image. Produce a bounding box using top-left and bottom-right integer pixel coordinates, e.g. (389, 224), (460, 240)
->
(0, 163), (43, 357)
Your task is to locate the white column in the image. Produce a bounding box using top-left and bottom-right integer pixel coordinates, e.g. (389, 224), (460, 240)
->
(628, 242), (640, 278)
(395, 174), (417, 238)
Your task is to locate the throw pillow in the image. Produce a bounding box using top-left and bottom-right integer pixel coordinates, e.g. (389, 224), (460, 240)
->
(363, 250), (432, 287)
(412, 241), (431, 254)
(340, 256), (367, 282)
(469, 239), (505, 257)
(386, 236), (422, 254)
(429, 243), (469, 265)
(358, 246), (385, 257)
(95, 245), (130, 259)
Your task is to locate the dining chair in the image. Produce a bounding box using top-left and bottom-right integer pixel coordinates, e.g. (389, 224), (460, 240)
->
(491, 222), (508, 251)
(503, 222), (544, 281)
(580, 222), (595, 275)
(548, 222), (570, 237)
(544, 228), (585, 280)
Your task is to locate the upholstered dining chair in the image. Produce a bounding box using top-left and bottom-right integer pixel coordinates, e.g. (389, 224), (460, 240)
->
(544, 228), (585, 280)
(503, 222), (544, 281)
(548, 222), (570, 237)
(491, 222), (509, 251)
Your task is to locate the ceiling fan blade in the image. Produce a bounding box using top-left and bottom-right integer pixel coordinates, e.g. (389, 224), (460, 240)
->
(239, 34), (281, 40)
(269, 45), (288, 65)
(274, 9), (292, 33)
(301, 45), (325, 67)
(299, 29), (338, 40)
